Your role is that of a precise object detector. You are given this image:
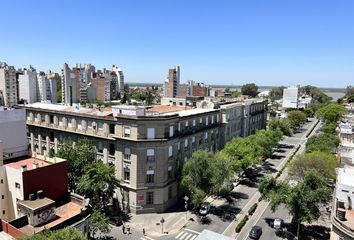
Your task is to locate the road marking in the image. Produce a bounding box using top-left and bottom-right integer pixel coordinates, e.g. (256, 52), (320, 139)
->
(190, 235), (197, 240)
(184, 228), (201, 234)
(141, 237), (155, 240)
(241, 202), (270, 240)
(178, 232), (188, 240)
(176, 231), (184, 239)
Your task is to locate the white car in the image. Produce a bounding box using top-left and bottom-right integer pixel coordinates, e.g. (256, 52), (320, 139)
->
(199, 203), (211, 215)
(273, 218), (283, 230)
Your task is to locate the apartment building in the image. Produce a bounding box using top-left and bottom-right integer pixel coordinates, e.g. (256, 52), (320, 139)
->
(0, 62), (18, 107)
(164, 66), (180, 98)
(282, 86), (299, 109)
(22, 99), (267, 214)
(18, 67), (57, 104)
(0, 108), (28, 160)
(62, 63), (124, 105)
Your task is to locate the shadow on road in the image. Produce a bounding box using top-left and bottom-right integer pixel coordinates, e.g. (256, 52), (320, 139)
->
(301, 225), (331, 240)
(277, 143), (295, 149)
(212, 205), (241, 222)
(270, 154), (285, 160)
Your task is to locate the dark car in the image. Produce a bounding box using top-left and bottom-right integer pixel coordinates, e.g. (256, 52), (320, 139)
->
(249, 225), (262, 239)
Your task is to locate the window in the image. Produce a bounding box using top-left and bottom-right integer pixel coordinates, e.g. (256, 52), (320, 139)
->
(169, 126), (174, 137)
(168, 166), (173, 179)
(217, 114), (220, 122)
(15, 182), (20, 189)
(98, 122), (104, 130)
(147, 128), (155, 139)
(2, 210), (4, 215)
(124, 126), (131, 137)
(177, 142), (180, 151)
(146, 192), (154, 204)
(168, 146), (173, 159)
(109, 143), (115, 156)
(205, 132), (208, 143)
(124, 166), (130, 181)
(68, 118), (72, 128)
(124, 147), (131, 160)
(0, 179), (3, 184)
(146, 170), (155, 183)
(184, 139), (188, 148)
(193, 119), (196, 126)
(200, 117), (203, 124)
(168, 186), (173, 200)
(87, 120), (93, 129)
(211, 115), (214, 124)
(147, 149), (155, 162)
(206, 117), (209, 125)
(185, 121), (189, 127)
(49, 132), (54, 142)
(77, 120), (82, 130)
(97, 142), (103, 153)
(58, 116), (63, 127)
(109, 124), (115, 134)
(1, 195), (4, 199)
(49, 115), (54, 124)
(178, 122), (181, 132)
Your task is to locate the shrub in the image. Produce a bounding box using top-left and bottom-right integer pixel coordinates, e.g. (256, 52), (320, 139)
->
(248, 203), (258, 215)
(235, 214), (249, 233)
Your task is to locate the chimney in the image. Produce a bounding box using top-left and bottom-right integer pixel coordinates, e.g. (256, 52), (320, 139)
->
(21, 165), (27, 172)
(33, 162), (39, 169)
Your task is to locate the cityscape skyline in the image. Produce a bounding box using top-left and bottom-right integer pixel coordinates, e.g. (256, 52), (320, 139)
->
(1, 0), (354, 88)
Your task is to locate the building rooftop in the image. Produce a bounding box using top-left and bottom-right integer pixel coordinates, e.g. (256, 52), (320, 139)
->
(18, 197), (55, 211)
(6, 157), (49, 171)
(195, 229), (233, 240)
(337, 166), (354, 187)
(147, 105), (192, 113)
(19, 202), (83, 235)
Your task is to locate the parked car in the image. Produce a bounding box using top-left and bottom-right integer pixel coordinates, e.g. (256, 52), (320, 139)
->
(249, 225), (262, 239)
(273, 218), (284, 230)
(199, 202), (211, 215)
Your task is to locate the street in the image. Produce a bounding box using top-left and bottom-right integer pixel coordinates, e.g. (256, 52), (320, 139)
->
(101, 118), (319, 240)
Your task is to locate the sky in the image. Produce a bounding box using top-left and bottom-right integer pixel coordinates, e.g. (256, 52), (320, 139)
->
(0, 0), (353, 88)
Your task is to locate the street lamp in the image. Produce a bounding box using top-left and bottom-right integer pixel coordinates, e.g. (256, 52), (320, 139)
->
(160, 217), (165, 234)
(184, 196), (189, 220)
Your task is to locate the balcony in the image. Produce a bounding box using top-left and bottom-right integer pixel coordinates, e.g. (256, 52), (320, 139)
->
(147, 156), (155, 162)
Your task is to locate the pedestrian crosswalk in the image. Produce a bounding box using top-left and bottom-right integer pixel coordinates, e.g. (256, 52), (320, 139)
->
(175, 229), (200, 240)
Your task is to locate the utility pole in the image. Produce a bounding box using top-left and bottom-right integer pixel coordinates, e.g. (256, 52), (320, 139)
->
(184, 196), (189, 221)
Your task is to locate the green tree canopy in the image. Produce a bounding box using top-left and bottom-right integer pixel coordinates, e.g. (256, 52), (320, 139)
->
(77, 161), (119, 210)
(268, 118), (293, 136)
(259, 170), (331, 238)
(209, 153), (233, 194)
(288, 151), (338, 180)
(269, 86), (285, 102)
(19, 228), (85, 240)
(320, 122), (338, 135)
(89, 210), (111, 238)
(316, 103), (347, 123)
(306, 133), (340, 154)
(345, 85), (354, 97)
(287, 110), (307, 129)
(56, 138), (96, 191)
(241, 83), (259, 97)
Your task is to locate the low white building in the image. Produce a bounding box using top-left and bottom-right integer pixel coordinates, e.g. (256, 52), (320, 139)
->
(0, 108), (27, 160)
(282, 86), (298, 109)
(336, 166), (354, 209)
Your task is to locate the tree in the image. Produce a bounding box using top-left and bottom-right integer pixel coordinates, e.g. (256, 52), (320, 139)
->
(306, 133), (339, 154)
(19, 228), (85, 240)
(121, 92), (128, 104)
(89, 210), (111, 239)
(288, 151), (338, 180)
(268, 118), (292, 136)
(56, 139), (96, 191)
(209, 153), (233, 194)
(320, 122), (338, 135)
(77, 161), (119, 210)
(287, 110), (306, 129)
(316, 103), (347, 123)
(259, 170), (331, 238)
(241, 83), (258, 97)
(181, 150), (213, 194)
(303, 108), (314, 118)
(231, 91), (241, 98)
(345, 85), (354, 97)
(269, 86), (285, 102)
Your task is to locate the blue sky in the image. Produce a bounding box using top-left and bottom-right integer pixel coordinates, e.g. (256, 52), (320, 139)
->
(1, 0), (353, 88)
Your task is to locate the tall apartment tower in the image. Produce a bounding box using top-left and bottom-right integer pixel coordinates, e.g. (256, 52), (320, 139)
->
(38, 71), (57, 103)
(18, 66), (38, 104)
(0, 62), (18, 107)
(112, 65), (124, 93)
(164, 66), (180, 98)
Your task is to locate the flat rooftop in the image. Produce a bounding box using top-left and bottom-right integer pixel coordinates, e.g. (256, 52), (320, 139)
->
(337, 166), (354, 187)
(18, 197), (55, 211)
(6, 157), (49, 171)
(19, 202), (83, 235)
